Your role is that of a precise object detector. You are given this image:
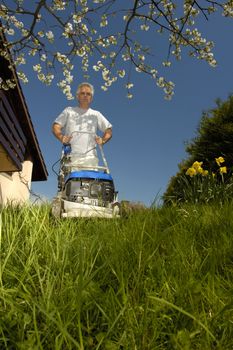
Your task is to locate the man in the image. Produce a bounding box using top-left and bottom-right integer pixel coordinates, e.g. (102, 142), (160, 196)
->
(52, 82), (112, 168)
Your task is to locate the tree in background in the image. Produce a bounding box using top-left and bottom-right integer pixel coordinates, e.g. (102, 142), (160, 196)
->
(185, 96), (233, 170)
(0, 1), (233, 99)
(163, 95), (233, 204)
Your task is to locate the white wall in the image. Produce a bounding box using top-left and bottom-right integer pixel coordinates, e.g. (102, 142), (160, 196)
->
(0, 160), (33, 206)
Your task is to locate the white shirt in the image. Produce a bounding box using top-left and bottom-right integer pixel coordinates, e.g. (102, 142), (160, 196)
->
(54, 106), (112, 163)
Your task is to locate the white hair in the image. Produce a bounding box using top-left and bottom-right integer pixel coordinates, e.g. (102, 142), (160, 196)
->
(76, 82), (94, 96)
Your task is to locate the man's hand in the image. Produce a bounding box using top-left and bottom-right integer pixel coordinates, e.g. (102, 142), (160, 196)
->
(52, 123), (72, 144)
(62, 135), (72, 144)
(95, 136), (105, 145)
(95, 128), (112, 145)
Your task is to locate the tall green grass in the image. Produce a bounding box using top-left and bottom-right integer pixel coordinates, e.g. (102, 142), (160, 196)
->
(0, 203), (233, 349)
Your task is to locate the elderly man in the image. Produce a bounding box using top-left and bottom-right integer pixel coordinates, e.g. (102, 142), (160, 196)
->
(52, 82), (112, 168)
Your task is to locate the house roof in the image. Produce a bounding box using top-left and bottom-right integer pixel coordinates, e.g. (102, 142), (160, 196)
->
(0, 29), (48, 181)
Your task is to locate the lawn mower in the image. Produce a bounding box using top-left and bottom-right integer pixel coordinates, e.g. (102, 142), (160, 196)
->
(51, 131), (120, 218)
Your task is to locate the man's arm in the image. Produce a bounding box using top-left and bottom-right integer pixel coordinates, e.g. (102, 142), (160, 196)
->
(96, 128), (112, 145)
(52, 123), (72, 144)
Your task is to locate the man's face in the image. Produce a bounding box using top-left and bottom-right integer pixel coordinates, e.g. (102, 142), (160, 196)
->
(77, 86), (93, 107)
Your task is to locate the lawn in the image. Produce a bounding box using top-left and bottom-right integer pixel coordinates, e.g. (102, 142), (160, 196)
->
(0, 203), (233, 349)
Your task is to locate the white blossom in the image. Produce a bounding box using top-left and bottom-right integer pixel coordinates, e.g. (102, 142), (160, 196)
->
(100, 14), (108, 27)
(0, 78), (16, 90)
(46, 31), (54, 42)
(162, 61), (171, 67)
(17, 71), (28, 83)
(93, 65), (100, 71)
(57, 80), (74, 99)
(63, 68), (73, 84)
(138, 54), (145, 61)
(117, 70), (125, 78)
(109, 51), (116, 58)
(156, 77), (165, 88)
(102, 69), (110, 81)
(15, 55), (26, 65)
(21, 29), (29, 37)
(140, 24), (149, 31)
(40, 54), (47, 61)
(38, 31), (44, 37)
(126, 83), (134, 89)
(223, 4), (233, 17)
(5, 28), (15, 35)
(72, 14), (82, 24)
(29, 48), (38, 56)
(53, 0), (66, 10)
(1, 0), (230, 100)
(33, 64), (42, 73)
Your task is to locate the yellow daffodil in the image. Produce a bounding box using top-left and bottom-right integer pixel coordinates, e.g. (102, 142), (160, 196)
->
(215, 156), (225, 166)
(186, 167), (197, 177)
(192, 161), (203, 170)
(219, 166), (227, 174)
(197, 166), (204, 174)
(202, 170), (209, 176)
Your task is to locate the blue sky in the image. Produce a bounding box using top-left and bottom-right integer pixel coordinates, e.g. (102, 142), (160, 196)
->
(20, 11), (233, 206)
